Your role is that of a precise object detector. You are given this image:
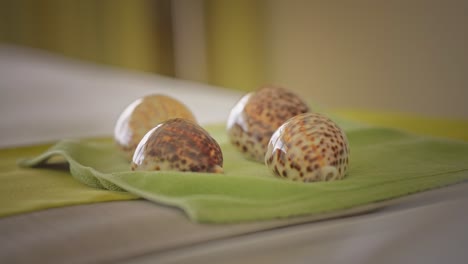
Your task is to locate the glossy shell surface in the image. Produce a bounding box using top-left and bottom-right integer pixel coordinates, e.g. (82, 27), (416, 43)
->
(227, 86), (310, 163)
(131, 118), (223, 173)
(265, 113), (350, 182)
(115, 94), (196, 160)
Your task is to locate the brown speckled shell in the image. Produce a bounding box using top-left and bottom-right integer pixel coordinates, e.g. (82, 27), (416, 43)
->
(265, 113), (350, 182)
(114, 94), (197, 160)
(227, 86), (310, 163)
(131, 118), (223, 173)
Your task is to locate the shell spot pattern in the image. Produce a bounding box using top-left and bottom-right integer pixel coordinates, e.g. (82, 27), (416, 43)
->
(265, 113), (350, 182)
(114, 94), (197, 161)
(227, 86), (310, 163)
(131, 118), (223, 173)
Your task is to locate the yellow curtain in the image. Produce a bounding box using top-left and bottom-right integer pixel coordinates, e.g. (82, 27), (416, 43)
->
(1, 1), (466, 117)
(204, 0), (266, 91)
(0, 0), (265, 92)
(0, 0), (174, 76)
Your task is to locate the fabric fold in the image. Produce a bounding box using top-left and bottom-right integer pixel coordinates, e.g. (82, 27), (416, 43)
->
(10, 122), (468, 223)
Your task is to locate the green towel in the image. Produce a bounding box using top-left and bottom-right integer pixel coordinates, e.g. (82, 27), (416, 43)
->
(0, 141), (138, 217)
(332, 109), (468, 142)
(10, 115), (468, 223)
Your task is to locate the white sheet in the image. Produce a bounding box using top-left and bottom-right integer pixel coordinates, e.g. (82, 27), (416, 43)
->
(0, 44), (242, 147)
(1, 44), (467, 264)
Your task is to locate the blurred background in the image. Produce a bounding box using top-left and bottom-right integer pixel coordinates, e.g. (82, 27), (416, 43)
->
(1, 0), (467, 118)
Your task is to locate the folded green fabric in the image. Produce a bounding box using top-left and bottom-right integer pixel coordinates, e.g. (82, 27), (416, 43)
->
(15, 119), (468, 223)
(0, 142), (138, 218)
(333, 109), (468, 141)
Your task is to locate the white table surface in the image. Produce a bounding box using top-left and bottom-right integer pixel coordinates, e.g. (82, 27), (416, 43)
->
(1, 45), (467, 264)
(0, 45), (242, 148)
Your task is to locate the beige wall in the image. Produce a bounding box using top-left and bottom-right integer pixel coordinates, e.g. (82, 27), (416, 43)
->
(3, 1), (466, 118)
(264, 0), (468, 118)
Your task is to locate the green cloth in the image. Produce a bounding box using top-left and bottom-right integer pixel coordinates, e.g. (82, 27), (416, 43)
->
(332, 109), (468, 142)
(9, 114), (468, 223)
(0, 142), (138, 217)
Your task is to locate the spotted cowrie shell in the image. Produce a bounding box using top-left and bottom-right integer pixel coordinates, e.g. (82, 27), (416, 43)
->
(114, 94), (197, 160)
(131, 118), (223, 173)
(265, 113), (350, 182)
(227, 86), (310, 163)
